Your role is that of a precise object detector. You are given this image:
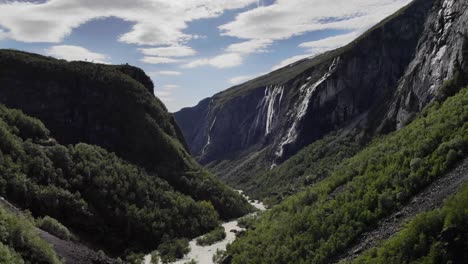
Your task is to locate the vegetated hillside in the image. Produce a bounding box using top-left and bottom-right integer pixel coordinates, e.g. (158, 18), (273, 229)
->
(246, 132), (361, 205)
(0, 106), (245, 253)
(0, 104), (233, 255)
(0, 205), (62, 264)
(353, 182), (468, 264)
(0, 49), (251, 221)
(226, 87), (468, 264)
(175, 0), (468, 202)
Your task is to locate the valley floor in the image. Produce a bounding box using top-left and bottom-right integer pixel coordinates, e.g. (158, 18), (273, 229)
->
(335, 156), (468, 263)
(144, 195), (265, 264)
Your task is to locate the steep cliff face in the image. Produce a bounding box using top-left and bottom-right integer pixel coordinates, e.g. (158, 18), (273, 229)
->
(175, 0), (454, 186)
(384, 0), (468, 129)
(0, 50), (251, 220)
(0, 50), (186, 172)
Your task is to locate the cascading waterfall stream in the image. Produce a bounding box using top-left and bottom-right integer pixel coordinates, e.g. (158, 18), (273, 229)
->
(275, 57), (340, 160)
(201, 115), (217, 157)
(265, 86), (284, 135)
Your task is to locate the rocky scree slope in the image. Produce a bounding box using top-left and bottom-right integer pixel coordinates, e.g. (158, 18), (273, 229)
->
(175, 0), (468, 199)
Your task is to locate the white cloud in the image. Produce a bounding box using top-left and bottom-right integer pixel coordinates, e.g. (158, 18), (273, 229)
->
(0, 29), (6, 40)
(160, 97), (174, 102)
(220, 0), (409, 72)
(163, 84), (180, 89)
(45, 45), (109, 63)
(0, 0), (256, 45)
(139, 46), (196, 57)
(226, 39), (272, 54)
(269, 31), (361, 71)
(155, 90), (172, 97)
(154, 89), (175, 104)
(219, 0), (411, 42)
(141, 56), (180, 64)
(271, 54), (314, 71)
(299, 31), (360, 54)
(182, 53), (243, 69)
(229, 72), (266, 85)
(154, 71), (182, 76)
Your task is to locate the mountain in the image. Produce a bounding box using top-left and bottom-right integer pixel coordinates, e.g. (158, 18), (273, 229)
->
(0, 50), (252, 257)
(174, 0), (468, 202)
(227, 85), (468, 263)
(175, 0), (468, 262)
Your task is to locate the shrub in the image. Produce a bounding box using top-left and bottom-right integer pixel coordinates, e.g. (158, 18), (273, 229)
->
(212, 249), (226, 264)
(150, 251), (160, 264)
(446, 149), (459, 168)
(0, 207), (62, 264)
(125, 252), (144, 264)
(0, 242), (24, 264)
(237, 215), (258, 229)
(196, 226), (226, 246)
(410, 158), (422, 172)
(158, 238), (190, 263)
(36, 216), (74, 241)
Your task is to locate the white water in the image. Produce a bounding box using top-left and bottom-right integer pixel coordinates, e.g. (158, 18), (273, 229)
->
(275, 57), (340, 159)
(265, 86), (284, 135)
(252, 86), (284, 136)
(143, 195), (265, 264)
(201, 116), (217, 157)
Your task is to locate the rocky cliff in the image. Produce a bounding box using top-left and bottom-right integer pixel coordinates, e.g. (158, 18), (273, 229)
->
(176, 0), (468, 189)
(0, 49), (251, 220)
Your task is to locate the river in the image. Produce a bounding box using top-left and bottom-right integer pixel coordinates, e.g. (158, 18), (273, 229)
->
(143, 194), (265, 264)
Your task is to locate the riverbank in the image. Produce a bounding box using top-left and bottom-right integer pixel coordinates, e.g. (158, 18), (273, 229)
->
(144, 194), (265, 264)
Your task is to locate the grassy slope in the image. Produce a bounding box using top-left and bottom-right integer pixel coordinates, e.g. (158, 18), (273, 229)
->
(227, 88), (468, 263)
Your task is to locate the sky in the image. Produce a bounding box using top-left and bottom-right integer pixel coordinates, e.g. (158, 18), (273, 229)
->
(0, 0), (412, 112)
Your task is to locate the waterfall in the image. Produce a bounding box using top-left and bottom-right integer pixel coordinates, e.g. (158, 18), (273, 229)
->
(265, 86), (284, 135)
(201, 115), (217, 157)
(275, 57), (340, 159)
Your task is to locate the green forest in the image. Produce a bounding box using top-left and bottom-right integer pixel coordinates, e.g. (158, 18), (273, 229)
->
(249, 133), (361, 205)
(227, 87), (468, 263)
(0, 104), (247, 254)
(353, 182), (468, 264)
(0, 49), (252, 222)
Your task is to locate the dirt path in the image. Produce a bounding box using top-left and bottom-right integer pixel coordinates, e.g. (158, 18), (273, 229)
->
(335, 157), (468, 263)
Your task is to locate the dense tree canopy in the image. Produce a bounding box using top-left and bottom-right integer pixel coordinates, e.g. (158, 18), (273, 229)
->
(0, 104), (247, 254)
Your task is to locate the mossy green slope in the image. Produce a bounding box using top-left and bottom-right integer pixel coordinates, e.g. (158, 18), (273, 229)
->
(228, 88), (468, 263)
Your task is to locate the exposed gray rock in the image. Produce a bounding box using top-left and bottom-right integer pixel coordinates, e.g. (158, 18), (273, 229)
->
(385, 0), (468, 129)
(175, 0), (467, 188)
